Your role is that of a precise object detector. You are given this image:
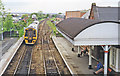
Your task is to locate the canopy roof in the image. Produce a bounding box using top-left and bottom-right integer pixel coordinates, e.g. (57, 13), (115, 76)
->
(56, 18), (120, 46)
(56, 18), (100, 39)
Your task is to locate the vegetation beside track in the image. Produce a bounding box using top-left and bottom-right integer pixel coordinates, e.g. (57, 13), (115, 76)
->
(47, 20), (57, 35)
(47, 19), (62, 37)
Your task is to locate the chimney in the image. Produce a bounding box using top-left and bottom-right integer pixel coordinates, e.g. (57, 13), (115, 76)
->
(92, 3), (96, 6)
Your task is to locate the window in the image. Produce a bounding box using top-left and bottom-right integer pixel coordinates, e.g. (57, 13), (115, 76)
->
(112, 48), (116, 67)
(33, 30), (36, 37)
(118, 49), (120, 70)
(110, 47), (120, 72)
(25, 30), (28, 36)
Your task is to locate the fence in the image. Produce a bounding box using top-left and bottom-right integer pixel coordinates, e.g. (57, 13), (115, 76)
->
(0, 31), (19, 40)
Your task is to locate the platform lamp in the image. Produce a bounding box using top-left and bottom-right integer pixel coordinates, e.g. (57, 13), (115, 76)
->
(1, 11), (4, 41)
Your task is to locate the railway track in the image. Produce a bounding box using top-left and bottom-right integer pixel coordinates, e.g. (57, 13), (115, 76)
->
(3, 19), (71, 75)
(41, 19), (70, 75)
(41, 21), (60, 75)
(4, 44), (33, 75)
(14, 45), (33, 75)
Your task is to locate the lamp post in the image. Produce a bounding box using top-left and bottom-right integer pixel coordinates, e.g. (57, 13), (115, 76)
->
(1, 11), (3, 41)
(10, 27), (13, 38)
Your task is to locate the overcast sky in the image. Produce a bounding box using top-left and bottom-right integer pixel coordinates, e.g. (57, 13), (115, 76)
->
(2, 0), (119, 13)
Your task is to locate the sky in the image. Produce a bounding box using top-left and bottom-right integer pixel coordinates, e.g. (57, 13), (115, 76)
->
(2, 0), (119, 13)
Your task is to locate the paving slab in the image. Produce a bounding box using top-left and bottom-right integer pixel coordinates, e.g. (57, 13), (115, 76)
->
(52, 36), (95, 75)
(2, 38), (18, 55)
(0, 37), (18, 57)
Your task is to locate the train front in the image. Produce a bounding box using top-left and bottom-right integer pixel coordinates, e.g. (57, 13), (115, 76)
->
(24, 28), (37, 44)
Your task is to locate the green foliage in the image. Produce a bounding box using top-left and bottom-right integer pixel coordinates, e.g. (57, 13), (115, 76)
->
(58, 12), (62, 14)
(39, 18), (44, 22)
(13, 23), (20, 30)
(52, 14), (57, 18)
(4, 14), (14, 31)
(0, 0), (33, 37)
(45, 14), (50, 18)
(50, 17), (55, 21)
(30, 13), (38, 18)
(38, 11), (43, 16)
(37, 11), (46, 20)
(21, 14), (28, 19)
(47, 20), (57, 35)
(16, 14), (33, 37)
(0, 0), (5, 12)
(18, 28), (24, 37)
(0, 0), (5, 33)
(47, 19), (62, 37)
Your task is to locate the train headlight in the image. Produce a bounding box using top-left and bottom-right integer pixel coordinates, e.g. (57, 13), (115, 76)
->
(25, 38), (28, 40)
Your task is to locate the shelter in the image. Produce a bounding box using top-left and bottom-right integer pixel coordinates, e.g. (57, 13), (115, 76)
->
(56, 18), (120, 75)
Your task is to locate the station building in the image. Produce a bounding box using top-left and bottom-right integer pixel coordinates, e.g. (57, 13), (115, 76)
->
(88, 3), (120, 72)
(56, 3), (120, 74)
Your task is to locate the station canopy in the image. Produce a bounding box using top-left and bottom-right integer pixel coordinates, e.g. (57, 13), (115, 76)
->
(56, 18), (120, 46)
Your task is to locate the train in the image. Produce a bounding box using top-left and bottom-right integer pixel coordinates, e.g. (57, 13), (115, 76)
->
(24, 21), (39, 44)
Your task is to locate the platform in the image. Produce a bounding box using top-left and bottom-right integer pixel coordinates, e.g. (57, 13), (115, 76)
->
(0, 37), (23, 75)
(52, 36), (97, 75)
(1, 38), (18, 55)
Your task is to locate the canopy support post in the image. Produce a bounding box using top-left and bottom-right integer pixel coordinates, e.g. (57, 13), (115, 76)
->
(101, 45), (111, 76)
(78, 46), (81, 57)
(72, 45), (74, 51)
(88, 46), (92, 69)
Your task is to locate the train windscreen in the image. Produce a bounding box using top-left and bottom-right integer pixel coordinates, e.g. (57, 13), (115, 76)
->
(25, 30), (28, 36)
(33, 30), (36, 37)
(25, 29), (35, 37)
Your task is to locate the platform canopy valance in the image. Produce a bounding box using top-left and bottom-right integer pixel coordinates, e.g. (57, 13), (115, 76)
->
(56, 18), (120, 46)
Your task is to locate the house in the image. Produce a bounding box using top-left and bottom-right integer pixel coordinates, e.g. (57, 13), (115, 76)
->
(65, 11), (86, 19)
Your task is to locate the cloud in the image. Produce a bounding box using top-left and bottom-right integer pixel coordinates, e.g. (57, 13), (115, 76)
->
(2, 0), (119, 13)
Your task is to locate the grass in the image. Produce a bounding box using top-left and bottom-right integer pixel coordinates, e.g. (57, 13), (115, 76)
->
(39, 18), (44, 22)
(47, 20), (57, 35)
(50, 17), (56, 21)
(47, 19), (63, 37)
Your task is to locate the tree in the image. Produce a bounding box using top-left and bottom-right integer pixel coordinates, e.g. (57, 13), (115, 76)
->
(21, 14), (28, 19)
(13, 23), (20, 30)
(52, 14), (57, 18)
(0, 0), (5, 32)
(20, 14), (29, 27)
(0, 0), (5, 13)
(4, 14), (14, 31)
(30, 13), (38, 18)
(46, 14), (50, 18)
(37, 11), (44, 20)
(58, 12), (62, 15)
(38, 11), (43, 16)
